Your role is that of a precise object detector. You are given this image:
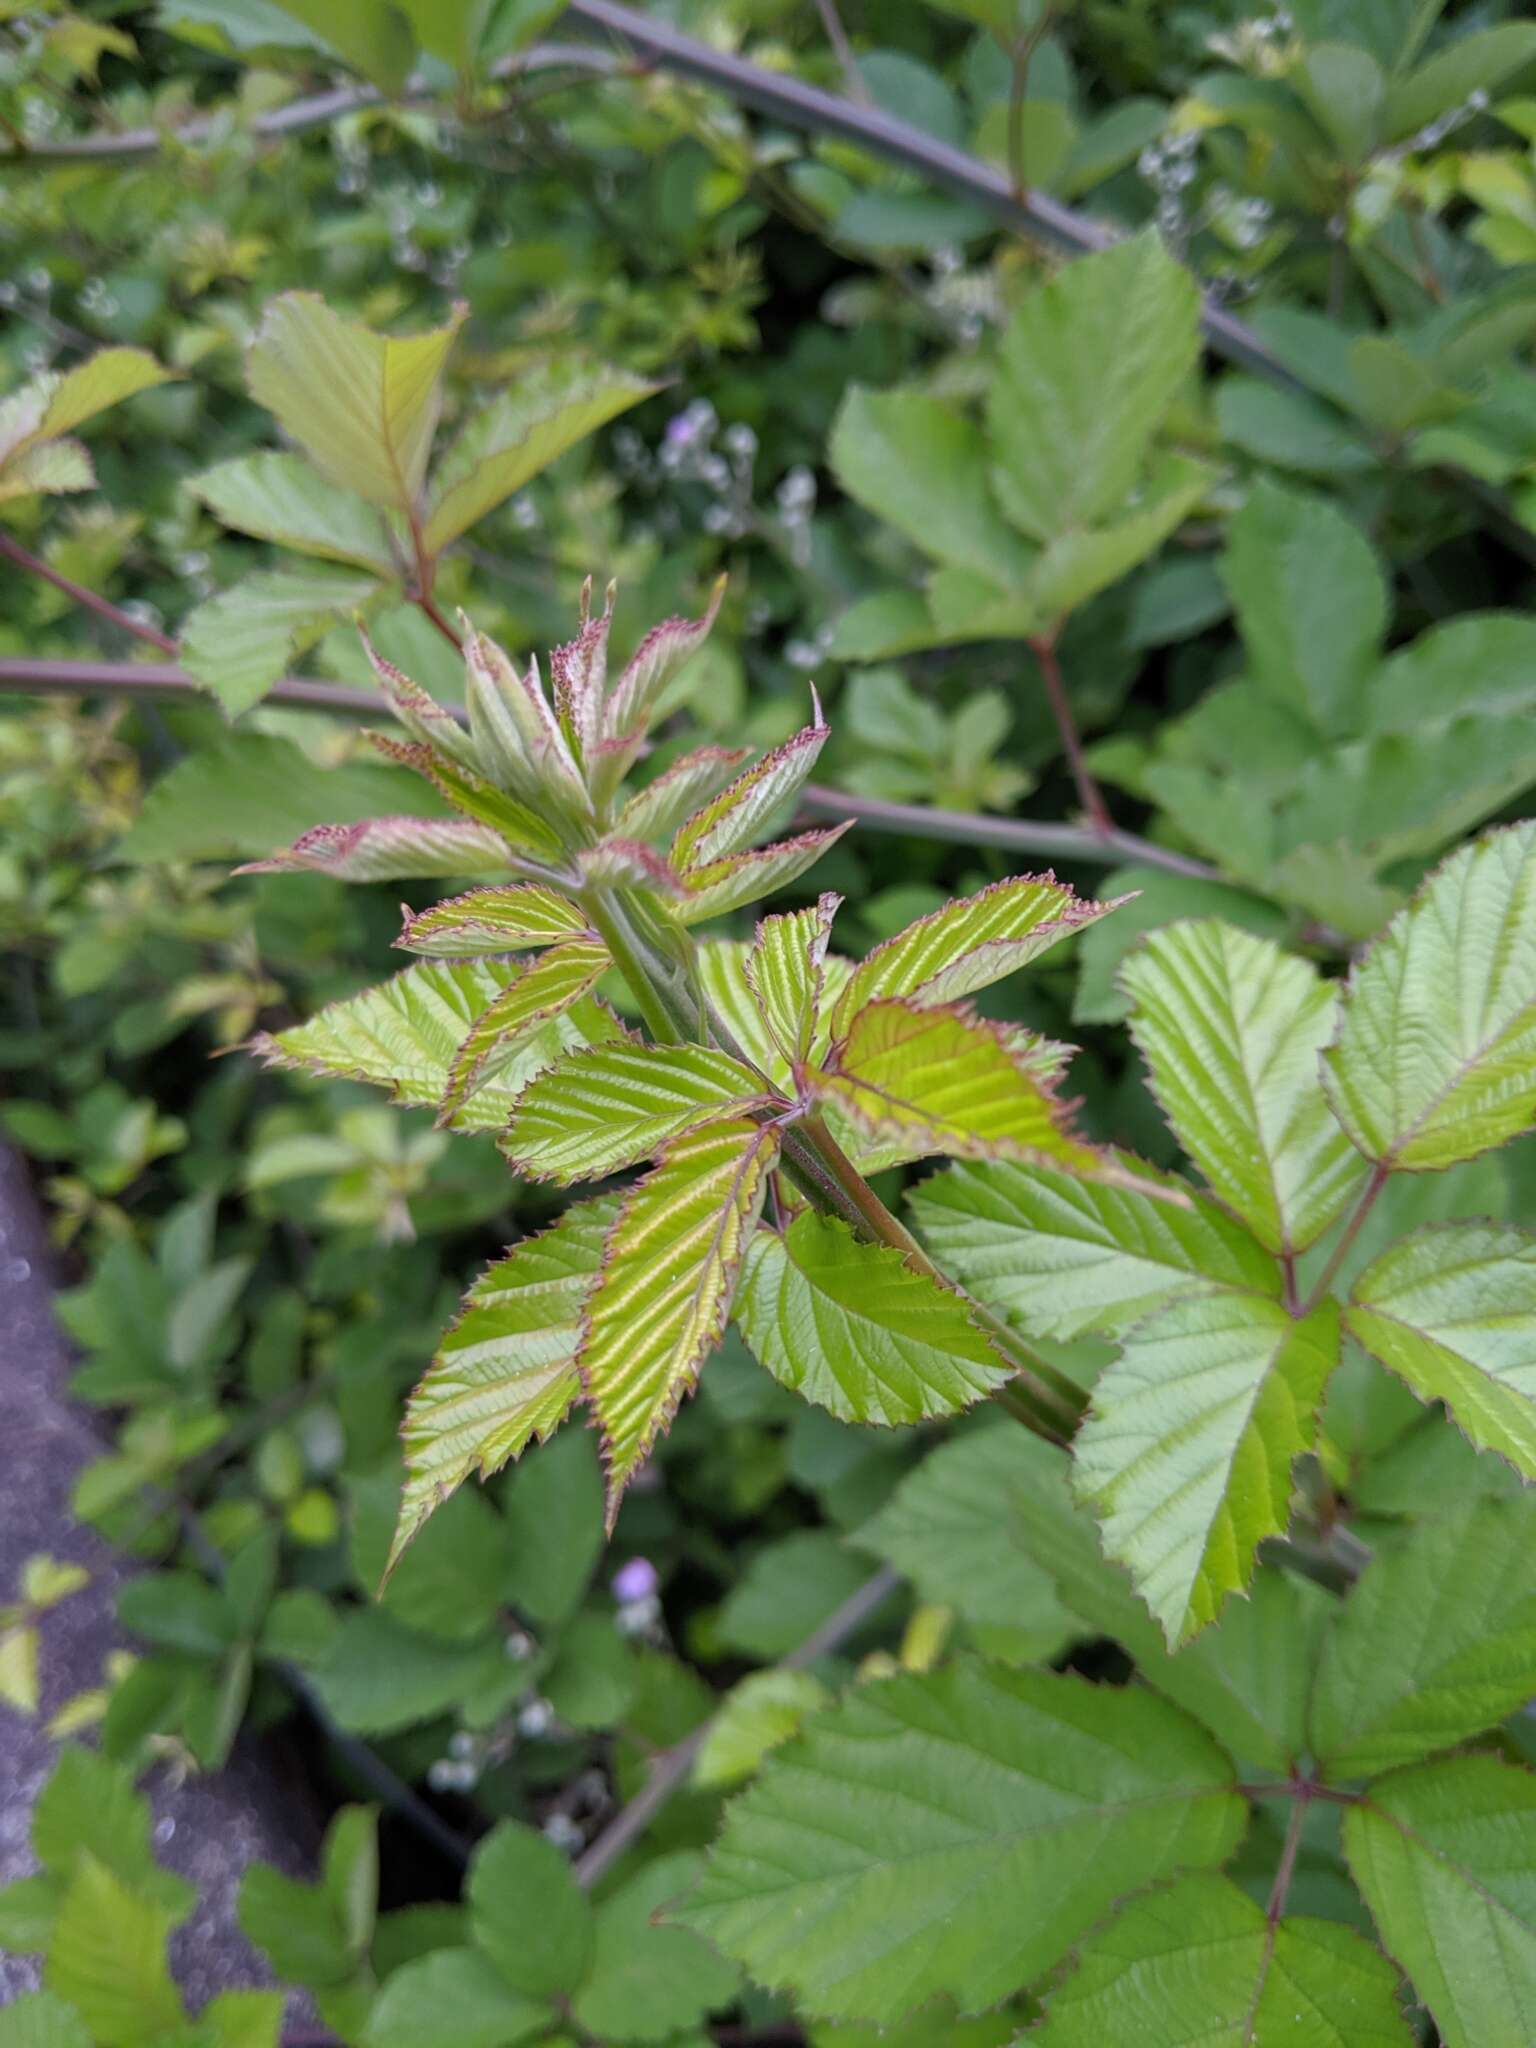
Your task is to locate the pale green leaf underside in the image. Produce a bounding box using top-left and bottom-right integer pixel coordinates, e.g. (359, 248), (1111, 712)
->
(831, 873), (1118, 1036)
(1074, 1294), (1341, 1645)
(581, 1120), (777, 1521)
(390, 1197), (617, 1570)
(1345, 1757), (1536, 2048)
(910, 1157), (1282, 1341)
(189, 450), (394, 570)
(679, 1660), (1243, 2024)
(1030, 1872), (1413, 2045)
(674, 826), (851, 924)
(697, 937), (855, 1093)
(1346, 1222), (1536, 1478)
(180, 568), (381, 717)
(1309, 1494), (1536, 1780)
(244, 814), (511, 883)
(254, 959), (620, 1134)
(1122, 919), (1368, 1254)
(1323, 821), (1536, 1169)
(501, 1040), (768, 1184)
(734, 1212), (1012, 1427)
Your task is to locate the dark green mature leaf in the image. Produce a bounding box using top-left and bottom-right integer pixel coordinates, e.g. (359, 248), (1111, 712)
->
(987, 229), (1201, 543)
(391, 1197), (617, 1569)
(32, 1749), (194, 1919)
(1310, 1495), (1536, 1779)
(574, 1853), (740, 2044)
(1222, 477), (1385, 738)
(911, 1158), (1282, 1341)
(1346, 1223), (1536, 1477)
(1324, 822), (1536, 1169)
(734, 1212), (1012, 1426)
(1074, 1295), (1340, 1645)
(679, 1662), (1244, 2022)
(582, 1121), (777, 1521)
(1121, 920), (1368, 1255)
(361, 1948), (549, 2048)
(467, 1823), (592, 2002)
(1345, 1756), (1536, 2045)
(1030, 1872), (1413, 2044)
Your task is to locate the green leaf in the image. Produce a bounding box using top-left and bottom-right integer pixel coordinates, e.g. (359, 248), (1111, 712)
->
(45, 1857), (183, 2048)
(0, 1874), (65, 1951)
(575, 1852), (741, 2044)
(1121, 921), (1369, 1255)
(694, 1670), (833, 1789)
(362, 1948), (550, 2048)
(1293, 41), (1386, 162)
(254, 959), (620, 1136)
(1346, 1223), (1536, 1476)
(239, 814), (512, 883)
(910, 1158), (1283, 1341)
(500, 1427), (604, 1625)
(1345, 1756), (1536, 2045)
(267, 0), (415, 89)
(674, 826), (853, 924)
(306, 1607), (508, 1735)
(467, 1822), (592, 2001)
(394, 0), (491, 66)
(442, 939), (610, 1119)
(180, 567), (382, 717)
(247, 293), (463, 511)
(32, 1748), (194, 1918)
(743, 892), (838, 1066)
(821, 999), (1100, 1171)
(1310, 1495), (1536, 1780)
(0, 1994), (94, 2048)
(391, 1197), (617, 1569)
(1074, 1295), (1341, 1645)
(673, 716), (830, 872)
(355, 1473), (513, 1640)
(189, 452), (394, 570)
(1004, 455), (1215, 626)
(1222, 478), (1386, 738)
(1323, 823), (1536, 1169)
(38, 348), (173, 437)
(831, 874), (1120, 1037)
(1073, 863), (1290, 1025)
(735, 1212), (1012, 1427)
(397, 884), (594, 956)
(615, 746), (751, 845)
(987, 230), (1200, 543)
(118, 1569), (235, 1655)
(716, 1532), (883, 1660)
(679, 1660), (1243, 2024)
(423, 360), (655, 551)
(602, 581), (726, 746)
(501, 1040), (769, 1185)
(581, 1120), (778, 1520)
(1383, 23), (1536, 142)
(1029, 1872), (1413, 2045)
(828, 386), (1033, 585)
(199, 1992), (284, 2048)
(858, 1419), (1076, 1662)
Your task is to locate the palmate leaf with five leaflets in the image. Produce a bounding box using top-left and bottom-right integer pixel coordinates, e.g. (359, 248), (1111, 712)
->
(678, 1661), (1244, 2024)
(1324, 820), (1536, 1170)
(389, 1198), (617, 1571)
(1121, 919), (1369, 1256)
(733, 1211), (1013, 1427)
(1073, 1293), (1341, 1646)
(581, 1120), (778, 1522)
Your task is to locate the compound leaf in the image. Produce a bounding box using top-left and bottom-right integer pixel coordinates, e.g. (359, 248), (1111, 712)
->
(390, 1198), (616, 1569)
(45, 1858), (182, 2048)
(910, 1158), (1283, 1341)
(1074, 1294), (1341, 1645)
(1323, 822), (1536, 1170)
(501, 1041), (769, 1185)
(678, 1661), (1243, 2024)
(1346, 1222), (1536, 1477)
(581, 1120), (777, 1522)
(734, 1211), (1012, 1427)
(1122, 920), (1368, 1255)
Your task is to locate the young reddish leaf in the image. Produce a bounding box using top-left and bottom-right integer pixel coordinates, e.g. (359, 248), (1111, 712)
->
(603, 576), (726, 742)
(820, 998), (1101, 1171)
(831, 873), (1124, 1035)
(743, 893), (840, 1066)
(366, 731), (567, 863)
(581, 1121), (778, 1525)
(390, 1199), (618, 1570)
(441, 939), (610, 1121)
(549, 580), (612, 761)
(672, 711), (830, 873)
(501, 1041), (772, 1185)
(577, 838), (686, 894)
(464, 628), (587, 816)
(397, 883), (594, 957)
(236, 815), (512, 883)
(361, 634), (481, 771)
(615, 746), (752, 844)
(674, 825), (854, 925)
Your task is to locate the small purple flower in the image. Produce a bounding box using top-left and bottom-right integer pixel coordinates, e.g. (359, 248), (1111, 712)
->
(613, 1556), (659, 1605)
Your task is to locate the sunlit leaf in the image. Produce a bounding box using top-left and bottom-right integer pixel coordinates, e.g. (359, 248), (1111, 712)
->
(238, 815), (511, 883)
(675, 825), (854, 924)
(189, 452), (394, 571)
(397, 883), (594, 956)
(673, 714), (830, 872)
(743, 892), (838, 1066)
(501, 1040), (769, 1184)
(442, 938), (609, 1119)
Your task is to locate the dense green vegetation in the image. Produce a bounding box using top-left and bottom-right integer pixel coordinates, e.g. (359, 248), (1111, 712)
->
(5, 2), (1536, 2043)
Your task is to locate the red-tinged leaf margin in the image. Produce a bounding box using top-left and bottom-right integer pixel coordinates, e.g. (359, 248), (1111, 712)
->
(361, 628), (479, 768)
(604, 574), (727, 742)
(615, 744), (753, 843)
(743, 891), (841, 1068)
(550, 576), (614, 761)
(578, 837), (687, 894)
(395, 881), (594, 955)
(673, 823), (855, 925)
(672, 707), (830, 874)
(440, 938), (612, 1123)
(235, 814), (510, 882)
(579, 1119), (781, 1528)
(364, 729), (568, 861)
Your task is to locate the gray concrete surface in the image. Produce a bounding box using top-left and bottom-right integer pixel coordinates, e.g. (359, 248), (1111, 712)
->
(0, 1145), (314, 2014)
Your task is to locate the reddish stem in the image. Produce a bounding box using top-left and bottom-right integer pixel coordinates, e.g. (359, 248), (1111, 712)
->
(0, 527), (177, 653)
(1030, 631), (1112, 838)
(1302, 1161), (1390, 1314)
